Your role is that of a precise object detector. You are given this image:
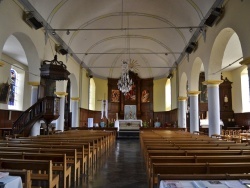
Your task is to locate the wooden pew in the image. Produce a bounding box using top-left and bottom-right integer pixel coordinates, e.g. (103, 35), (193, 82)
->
(148, 155), (250, 183)
(0, 152), (70, 188)
(0, 143), (86, 175)
(0, 158), (59, 188)
(0, 147), (80, 184)
(145, 149), (250, 166)
(151, 162), (250, 188)
(12, 136), (103, 166)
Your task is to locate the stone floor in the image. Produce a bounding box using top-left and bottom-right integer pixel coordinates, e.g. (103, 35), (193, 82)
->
(77, 138), (148, 188)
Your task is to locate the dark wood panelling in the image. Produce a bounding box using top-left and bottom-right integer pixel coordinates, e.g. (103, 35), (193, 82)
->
(0, 110), (22, 128)
(108, 74), (153, 121)
(153, 109), (177, 127)
(235, 112), (250, 128)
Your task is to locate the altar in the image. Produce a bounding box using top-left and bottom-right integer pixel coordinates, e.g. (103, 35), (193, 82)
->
(115, 119), (142, 138)
(117, 119), (142, 131)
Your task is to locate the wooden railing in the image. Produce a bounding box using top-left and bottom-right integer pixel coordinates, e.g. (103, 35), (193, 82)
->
(12, 96), (60, 136)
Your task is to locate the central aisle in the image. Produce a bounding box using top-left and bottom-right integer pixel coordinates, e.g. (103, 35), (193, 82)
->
(81, 139), (148, 188)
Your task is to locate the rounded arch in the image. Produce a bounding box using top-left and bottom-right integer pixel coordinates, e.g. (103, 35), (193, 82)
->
(12, 32), (41, 83)
(208, 28), (239, 80)
(69, 73), (78, 97)
(179, 72), (188, 97)
(189, 57), (204, 91)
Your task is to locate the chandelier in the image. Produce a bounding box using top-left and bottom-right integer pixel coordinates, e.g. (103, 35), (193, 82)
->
(117, 60), (133, 95)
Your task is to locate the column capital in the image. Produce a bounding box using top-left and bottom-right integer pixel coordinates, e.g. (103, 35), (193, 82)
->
(54, 91), (68, 97)
(240, 57), (250, 66)
(71, 97), (80, 101)
(188, 91), (201, 96)
(0, 61), (4, 67)
(28, 81), (40, 86)
(178, 96), (188, 101)
(202, 80), (223, 86)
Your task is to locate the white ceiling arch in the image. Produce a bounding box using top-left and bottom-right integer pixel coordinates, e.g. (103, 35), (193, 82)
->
(11, 0), (224, 79)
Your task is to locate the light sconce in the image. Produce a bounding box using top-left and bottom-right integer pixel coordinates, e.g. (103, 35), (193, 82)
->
(52, 30), (56, 35)
(189, 27), (193, 32)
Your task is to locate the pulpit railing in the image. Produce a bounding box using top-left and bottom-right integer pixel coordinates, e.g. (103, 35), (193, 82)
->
(12, 96), (60, 136)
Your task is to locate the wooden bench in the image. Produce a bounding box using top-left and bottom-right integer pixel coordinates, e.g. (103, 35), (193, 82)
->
(148, 155), (250, 183)
(145, 149), (250, 170)
(0, 158), (59, 188)
(0, 143), (86, 176)
(0, 147), (80, 185)
(151, 162), (250, 188)
(11, 136), (103, 168)
(0, 152), (71, 188)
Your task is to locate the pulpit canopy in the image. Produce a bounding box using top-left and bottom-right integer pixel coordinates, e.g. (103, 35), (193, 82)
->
(40, 55), (70, 80)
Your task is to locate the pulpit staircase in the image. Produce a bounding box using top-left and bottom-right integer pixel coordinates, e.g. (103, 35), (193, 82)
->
(12, 96), (60, 137)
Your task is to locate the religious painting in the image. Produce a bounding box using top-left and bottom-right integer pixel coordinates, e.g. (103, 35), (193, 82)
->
(125, 84), (136, 101)
(141, 89), (150, 103)
(111, 89), (120, 102)
(124, 105), (137, 120)
(199, 72), (207, 103)
(0, 82), (10, 104)
(199, 81), (208, 103)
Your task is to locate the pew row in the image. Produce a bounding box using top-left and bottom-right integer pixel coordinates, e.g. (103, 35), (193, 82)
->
(0, 147), (80, 185)
(0, 158), (59, 188)
(0, 152), (70, 188)
(151, 162), (250, 188)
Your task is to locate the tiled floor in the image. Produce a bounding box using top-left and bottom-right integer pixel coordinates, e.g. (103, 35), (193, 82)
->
(78, 138), (148, 188)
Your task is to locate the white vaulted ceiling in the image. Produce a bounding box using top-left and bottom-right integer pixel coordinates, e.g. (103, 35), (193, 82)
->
(13, 0), (224, 79)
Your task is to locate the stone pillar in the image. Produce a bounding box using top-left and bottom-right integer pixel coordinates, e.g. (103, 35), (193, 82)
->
(28, 81), (40, 105)
(71, 97), (80, 127)
(178, 96), (188, 128)
(55, 92), (68, 132)
(203, 80), (223, 136)
(29, 122), (41, 136)
(28, 81), (40, 136)
(188, 91), (201, 134)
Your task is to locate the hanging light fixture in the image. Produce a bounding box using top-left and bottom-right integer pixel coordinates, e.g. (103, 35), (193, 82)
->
(117, 60), (133, 95)
(117, 2), (134, 95)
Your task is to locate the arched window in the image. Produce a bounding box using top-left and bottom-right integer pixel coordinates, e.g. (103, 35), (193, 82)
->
(9, 69), (16, 106)
(8, 66), (25, 110)
(89, 78), (96, 110)
(165, 79), (171, 111)
(241, 70), (250, 112)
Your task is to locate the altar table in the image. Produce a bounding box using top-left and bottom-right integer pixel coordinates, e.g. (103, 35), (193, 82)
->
(115, 120), (142, 131)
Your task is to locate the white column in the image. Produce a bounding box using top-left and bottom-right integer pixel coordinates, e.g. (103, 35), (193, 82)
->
(178, 97), (188, 128)
(203, 80), (223, 136)
(55, 92), (68, 132)
(71, 97), (80, 127)
(28, 82), (40, 136)
(28, 82), (39, 105)
(29, 122), (41, 136)
(188, 91), (201, 133)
